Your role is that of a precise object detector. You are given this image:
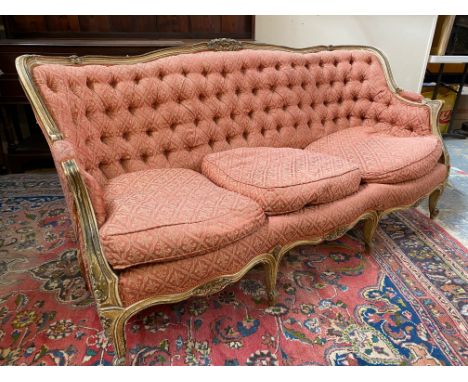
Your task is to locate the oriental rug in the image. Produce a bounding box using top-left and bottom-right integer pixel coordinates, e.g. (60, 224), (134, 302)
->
(0, 174), (466, 365)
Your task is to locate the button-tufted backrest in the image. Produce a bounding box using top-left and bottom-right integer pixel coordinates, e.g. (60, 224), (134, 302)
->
(32, 48), (431, 187)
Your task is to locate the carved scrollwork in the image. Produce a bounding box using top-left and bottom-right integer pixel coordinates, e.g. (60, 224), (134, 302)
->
(69, 55), (82, 65)
(192, 277), (232, 296)
(324, 227), (348, 241)
(207, 38), (243, 51)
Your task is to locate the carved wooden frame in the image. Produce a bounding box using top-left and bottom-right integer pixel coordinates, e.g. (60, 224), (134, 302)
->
(16, 38), (449, 365)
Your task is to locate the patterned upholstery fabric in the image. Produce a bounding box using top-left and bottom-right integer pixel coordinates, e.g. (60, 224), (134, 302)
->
(268, 163), (447, 247)
(305, 126), (442, 183)
(32, 49), (432, 194)
(50, 140), (107, 226)
(118, 224), (274, 306)
(202, 147), (361, 214)
(118, 164), (447, 306)
(99, 168), (266, 269)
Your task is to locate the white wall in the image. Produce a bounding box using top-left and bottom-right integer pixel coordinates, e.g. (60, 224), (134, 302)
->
(255, 16), (437, 92)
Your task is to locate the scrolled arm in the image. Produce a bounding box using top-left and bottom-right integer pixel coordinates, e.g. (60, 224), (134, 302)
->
(61, 159), (122, 309)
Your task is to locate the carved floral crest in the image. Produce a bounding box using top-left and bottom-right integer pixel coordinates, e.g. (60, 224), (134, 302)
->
(207, 38), (243, 51)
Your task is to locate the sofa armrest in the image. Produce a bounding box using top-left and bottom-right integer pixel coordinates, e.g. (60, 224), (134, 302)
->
(61, 159), (122, 308)
(50, 140), (107, 226)
(397, 90), (425, 103)
(424, 99), (450, 168)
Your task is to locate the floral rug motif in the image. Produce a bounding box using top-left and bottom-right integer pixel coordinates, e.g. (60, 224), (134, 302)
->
(0, 174), (467, 366)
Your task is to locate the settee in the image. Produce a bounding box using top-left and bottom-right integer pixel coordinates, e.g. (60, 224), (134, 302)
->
(16, 38), (449, 365)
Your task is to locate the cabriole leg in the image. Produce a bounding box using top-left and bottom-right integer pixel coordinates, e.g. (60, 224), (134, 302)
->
(429, 187), (443, 219)
(100, 309), (127, 366)
(363, 212), (379, 253)
(263, 255), (278, 305)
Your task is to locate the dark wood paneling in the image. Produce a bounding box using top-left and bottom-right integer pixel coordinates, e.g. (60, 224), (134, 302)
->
(3, 15), (254, 40)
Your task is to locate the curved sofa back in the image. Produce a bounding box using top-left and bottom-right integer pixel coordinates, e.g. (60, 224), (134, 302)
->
(31, 47), (431, 186)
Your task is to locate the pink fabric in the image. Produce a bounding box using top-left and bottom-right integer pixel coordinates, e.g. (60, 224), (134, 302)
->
(398, 90), (424, 103)
(119, 164), (448, 305)
(50, 140), (106, 226)
(118, 224), (273, 306)
(305, 126), (442, 183)
(267, 163), (448, 247)
(32, 48), (432, 192)
(99, 168), (266, 270)
(202, 147), (361, 214)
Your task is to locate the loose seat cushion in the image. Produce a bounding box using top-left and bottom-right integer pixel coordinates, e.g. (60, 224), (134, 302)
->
(305, 126), (442, 184)
(99, 168), (266, 270)
(201, 147), (361, 214)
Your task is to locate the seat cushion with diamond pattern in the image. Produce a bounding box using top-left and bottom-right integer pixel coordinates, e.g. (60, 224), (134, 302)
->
(305, 126), (442, 184)
(99, 168), (266, 270)
(201, 147), (361, 214)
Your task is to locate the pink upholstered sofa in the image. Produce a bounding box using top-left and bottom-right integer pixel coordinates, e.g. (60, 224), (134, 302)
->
(16, 39), (449, 365)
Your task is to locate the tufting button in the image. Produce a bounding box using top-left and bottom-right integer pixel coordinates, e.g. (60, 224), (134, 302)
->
(128, 105), (137, 115)
(242, 131), (249, 139)
(208, 139), (215, 148)
(230, 112), (236, 119)
(86, 78), (94, 90)
(201, 68), (208, 76)
(109, 78), (118, 88)
(169, 123), (177, 131)
(194, 118), (200, 126)
(122, 132), (130, 141)
(199, 94), (206, 102)
(260, 127), (266, 136)
(146, 129), (153, 136)
(151, 101), (159, 110)
(248, 110), (254, 118)
(275, 63), (281, 70)
(294, 122), (299, 128)
(213, 116), (220, 124)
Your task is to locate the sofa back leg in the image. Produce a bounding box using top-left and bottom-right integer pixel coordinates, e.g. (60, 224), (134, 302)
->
(429, 186), (444, 219)
(363, 211), (380, 253)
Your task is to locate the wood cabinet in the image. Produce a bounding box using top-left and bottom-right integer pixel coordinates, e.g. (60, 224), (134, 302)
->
(0, 16), (254, 173)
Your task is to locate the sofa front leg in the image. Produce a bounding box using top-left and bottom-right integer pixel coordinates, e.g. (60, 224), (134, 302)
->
(363, 212), (379, 253)
(99, 308), (128, 366)
(429, 186), (443, 219)
(263, 253), (279, 305)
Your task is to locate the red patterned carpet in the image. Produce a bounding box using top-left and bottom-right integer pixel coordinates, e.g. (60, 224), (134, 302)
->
(0, 174), (467, 365)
